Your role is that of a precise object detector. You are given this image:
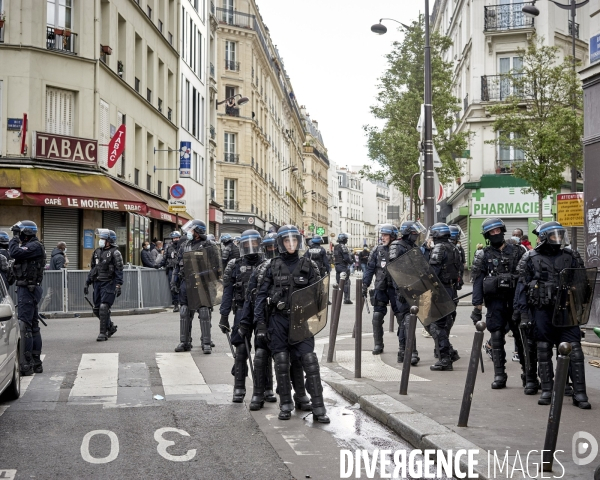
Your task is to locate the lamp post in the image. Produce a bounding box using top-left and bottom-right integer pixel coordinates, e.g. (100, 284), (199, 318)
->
(215, 93), (249, 109)
(523, 0), (588, 250)
(372, 6), (435, 228)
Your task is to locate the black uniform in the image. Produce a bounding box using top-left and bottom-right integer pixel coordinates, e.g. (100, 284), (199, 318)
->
(160, 240), (180, 307)
(333, 242), (353, 302)
(304, 245), (330, 278)
(516, 246), (590, 407)
(221, 240), (240, 269)
(472, 242), (525, 388)
(86, 244), (124, 341)
(9, 236), (46, 375)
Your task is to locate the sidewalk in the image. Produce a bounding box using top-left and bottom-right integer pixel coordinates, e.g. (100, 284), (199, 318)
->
(319, 300), (600, 480)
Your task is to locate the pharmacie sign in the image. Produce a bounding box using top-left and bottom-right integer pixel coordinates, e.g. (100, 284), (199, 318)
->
(471, 188), (552, 217)
(33, 132), (97, 166)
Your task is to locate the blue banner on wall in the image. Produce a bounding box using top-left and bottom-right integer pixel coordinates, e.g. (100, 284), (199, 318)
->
(591, 33), (600, 64)
(83, 229), (95, 249)
(179, 141), (191, 178)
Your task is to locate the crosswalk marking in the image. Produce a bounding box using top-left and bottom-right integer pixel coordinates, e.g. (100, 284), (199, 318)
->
(108, 362), (154, 409)
(334, 350), (430, 382)
(155, 352), (211, 397)
(281, 434), (322, 456)
(69, 353), (119, 405)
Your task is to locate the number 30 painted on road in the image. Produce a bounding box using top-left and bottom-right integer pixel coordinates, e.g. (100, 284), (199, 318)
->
(80, 428), (197, 463)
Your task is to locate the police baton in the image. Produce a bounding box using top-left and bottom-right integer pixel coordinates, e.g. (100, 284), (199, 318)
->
(225, 332), (236, 358)
(84, 296), (99, 318)
(244, 337), (254, 378)
(454, 291), (473, 302)
(38, 313), (48, 327)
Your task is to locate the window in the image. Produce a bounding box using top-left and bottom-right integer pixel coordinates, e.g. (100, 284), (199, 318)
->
(225, 41), (236, 70)
(147, 174), (152, 191)
(147, 88), (152, 103)
(224, 179), (236, 209)
(135, 77), (140, 93)
(498, 56), (523, 100)
(192, 87), (197, 137)
(46, 87), (73, 135)
(47, 0), (72, 29)
(158, 98), (163, 113)
(498, 132), (524, 171)
(158, 20), (163, 33)
(158, 181), (162, 197)
(224, 133), (236, 162)
(147, 6), (152, 19)
(134, 168), (140, 186)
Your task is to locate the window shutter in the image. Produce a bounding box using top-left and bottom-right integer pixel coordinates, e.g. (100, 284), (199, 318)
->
(45, 87), (73, 135)
(99, 99), (109, 168)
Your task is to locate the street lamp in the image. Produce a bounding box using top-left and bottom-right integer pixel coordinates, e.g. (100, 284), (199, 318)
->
(371, 10), (435, 229)
(215, 93), (249, 108)
(281, 165), (298, 172)
(522, 0), (587, 250)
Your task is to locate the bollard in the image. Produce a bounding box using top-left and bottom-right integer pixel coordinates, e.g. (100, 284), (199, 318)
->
(355, 278), (362, 378)
(399, 306), (419, 395)
(327, 273), (346, 363)
(542, 342), (572, 472)
(389, 309), (395, 332)
(457, 321), (487, 427)
(330, 285), (339, 337)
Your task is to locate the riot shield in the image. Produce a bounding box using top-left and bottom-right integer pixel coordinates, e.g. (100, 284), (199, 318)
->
(552, 267), (597, 327)
(386, 247), (456, 326)
(183, 245), (224, 310)
(288, 275), (330, 344)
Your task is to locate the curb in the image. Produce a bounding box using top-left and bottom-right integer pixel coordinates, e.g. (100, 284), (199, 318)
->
(582, 341), (600, 358)
(325, 379), (492, 480)
(42, 308), (168, 318)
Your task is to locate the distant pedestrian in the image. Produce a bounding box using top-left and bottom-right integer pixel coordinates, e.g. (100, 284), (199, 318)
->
(521, 235), (533, 250)
(359, 246), (369, 273)
(49, 242), (67, 270)
(141, 241), (154, 268)
(151, 241), (163, 264)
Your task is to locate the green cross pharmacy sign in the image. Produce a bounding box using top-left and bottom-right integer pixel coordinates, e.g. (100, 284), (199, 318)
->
(471, 188), (552, 217)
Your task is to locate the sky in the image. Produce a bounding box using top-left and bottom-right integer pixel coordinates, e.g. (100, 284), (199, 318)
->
(255, 0), (423, 171)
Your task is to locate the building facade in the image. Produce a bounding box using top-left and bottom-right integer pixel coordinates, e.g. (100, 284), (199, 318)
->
(0, 0), (187, 268)
(363, 179), (391, 248)
(432, 0), (590, 264)
(214, 0), (305, 236)
(327, 160), (341, 250)
(337, 168), (365, 249)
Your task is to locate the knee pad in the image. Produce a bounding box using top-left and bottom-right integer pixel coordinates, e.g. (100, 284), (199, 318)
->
(570, 342), (584, 362)
(273, 352), (290, 373)
(199, 307), (211, 321)
(490, 330), (505, 349)
(236, 344), (248, 361)
(179, 305), (189, 319)
(99, 303), (110, 318)
(300, 352), (319, 375)
(254, 348), (268, 367)
(537, 342), (553, 362)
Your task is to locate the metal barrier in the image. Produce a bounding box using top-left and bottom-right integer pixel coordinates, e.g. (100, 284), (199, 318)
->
(10, 266), (172, 313)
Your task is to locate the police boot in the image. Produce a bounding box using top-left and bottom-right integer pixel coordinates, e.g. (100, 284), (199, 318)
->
(523, 340), (540, 395)
(537, 342), (554, 406)
(32, 330), (43, 373)
(232, 345), (247, 403)
(490, 330), (507, 389)
(397, 314), (406, 363)
(264, 355), (277, 403)
(173, 302), (180, 313)
(570, 342), (591, 409)
(450, 347), (461, 363)
(175, 306), (193, 352)
(96, 303), (110, 342)
(106, 309), (117, 338)
(199, 307), (212, 354)
(372, 312), (385, 355)
(250, 348), (267, 410)
(32, 355), (43, 374)
(21, 351), (35, 377)
(274, 352), (294, 420)
(290, 358), (311, 411)
(430, 356), (453, 371)
(301, 352), (330, 424)
(397, 347), (405, 364)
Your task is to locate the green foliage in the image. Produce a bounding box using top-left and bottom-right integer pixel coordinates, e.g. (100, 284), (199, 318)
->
(362, 16), (469, 195)
(485, 35), (583, 219)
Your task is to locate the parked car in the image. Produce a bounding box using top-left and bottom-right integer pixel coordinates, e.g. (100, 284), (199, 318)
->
(0, 276), (20, 400)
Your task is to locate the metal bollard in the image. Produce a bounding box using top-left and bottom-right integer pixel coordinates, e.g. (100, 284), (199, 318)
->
(399, 306), (419, 395)
(457, 321), (487, 427)
(330, 285), (339, 338)
(327, 273), (346, 363)
(355, 278), (362, 378)
(542, 342), (572, 472)
(389, 309), (394, 332)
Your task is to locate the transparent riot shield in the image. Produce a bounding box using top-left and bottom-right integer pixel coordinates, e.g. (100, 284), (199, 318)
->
(183, 245), (223, 310)
(552, 267), (597, 327)
(288, 275), (330, 344)
(386, 247), (456, 326)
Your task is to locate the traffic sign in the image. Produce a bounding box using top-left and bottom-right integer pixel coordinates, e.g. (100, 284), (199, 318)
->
(168, 205), (187, 213)
(418, 170), (444, 204)
(316, 226), (325, 236)
(168, 199), (186, 206)
(170, 183), (186, 199)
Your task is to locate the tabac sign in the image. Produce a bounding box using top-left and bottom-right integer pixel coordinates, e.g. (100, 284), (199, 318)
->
(33, 132), (98, 166)
(471, 187), (552, 218)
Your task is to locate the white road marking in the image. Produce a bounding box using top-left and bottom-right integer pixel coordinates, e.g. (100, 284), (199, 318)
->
(69, 353), (119, 405)
(0, 406), (9, 418)
(154, 427), (197, 462)
(156, 352), (211, 396)
(281, 434), (322, 455)
(19, 354), (46, 397)
(0, 470), (16, 479)
(334, 350), (430, 382)
(80, 430), (119, 464)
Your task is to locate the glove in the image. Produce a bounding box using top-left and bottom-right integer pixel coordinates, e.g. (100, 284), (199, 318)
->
(170, 283), (179, 294)
(238, 323), (249, 339)
(84, 285), (89, 296)
(470, 307), (482, 325)
(255, 321), (268, 341)
(115, 285), (122, 298)
(219, 315), (231, 333)
(362, 286), (368, 297)
(520, 311), (531, 328)
(512, 310), (521, 323)
(10, 224), (20, 234)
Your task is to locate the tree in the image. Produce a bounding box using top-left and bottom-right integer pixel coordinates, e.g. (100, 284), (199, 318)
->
(486, 35), (583, 219)
(362, 16), (469, 196)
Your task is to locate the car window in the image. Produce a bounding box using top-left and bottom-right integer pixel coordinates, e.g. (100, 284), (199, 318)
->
(0, 275), (8, 302)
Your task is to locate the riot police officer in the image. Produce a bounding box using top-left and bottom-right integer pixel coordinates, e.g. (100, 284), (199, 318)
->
(388, 221), (427, 364)
(516, 221), (591, 408)
(470, 218), (525, 389)
(172, 219), (217, 353)
(160, 231), (181, 312)
(428, 223), (461, 371)
(219, 230), (265, 403)
(221, 233), (240, 269)
(0, 231), (11, 287)
(85, 229), (123, 342)
(304, 236), (330, 278)
(254, 225), (329, 423)
(9, 221), (46, 375)
(333, 233), (353, 304)
(447, 225), (466, 359)
(362, 224), (401, 356)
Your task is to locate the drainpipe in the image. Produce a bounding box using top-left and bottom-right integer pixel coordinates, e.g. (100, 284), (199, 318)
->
(94, 0), (100, 152)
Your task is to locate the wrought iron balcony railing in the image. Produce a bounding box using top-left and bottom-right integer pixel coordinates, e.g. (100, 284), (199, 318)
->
(216, 7), (254, 29)
(224, 153), (239, 163)
(568, 20), (580, 39)
(484, 3), (534, 32)
(481, 74), (525, 101)
(46, 26), (78, 54)
(225, 59), (240, 72)
(223, 200), (239, 211)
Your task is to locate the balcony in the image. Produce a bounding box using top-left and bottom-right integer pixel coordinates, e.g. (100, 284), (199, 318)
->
(224, 153), (239, 163)
(225, 59), (240, 72)
(225, 106), (240, 117)
(568, 20), (580, 39)
(376, 192), (390, 201)
(484, 3), (534, 32)
(224, 200), (239, 211)
(318, 214), (328, 224)
(46, 27), (78, 54)
(216, 7), (254, 29)
(481, 74), (525, 102)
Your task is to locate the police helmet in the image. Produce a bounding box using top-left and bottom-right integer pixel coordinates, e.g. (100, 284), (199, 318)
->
(531, 220), (543, 237)
(537, 221), (568, 247)
(234, 236), (241, 244)
(95, 228), (117, 244)
(181, 219), (207, 235)
(481, 218), (507, 238)
(429, 223), (451, 239)
(170, 231), (182, 239)
(379, 223), (399, 240)
(400, 221), (427, 237)
(13, 220), (38, 237)
(337, 233), (349, 244)
(262, 232), (279, 259)
(207, 234), (215, 242)
(276, 225), (303, 254)
(0, 231), (9, 244)
(220, 233), (232, 244)
(311, 235), (323, 246)
(239, 229), (262, 256)
(449, 225), (464, 244)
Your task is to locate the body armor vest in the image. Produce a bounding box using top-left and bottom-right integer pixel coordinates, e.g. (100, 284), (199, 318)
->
(308, 247), (326, 276)
(526, 250), (574, 308)
(434, 242), (461, 285)
(388, 239), (413, 262)
(13, 240), (46, 287)
(373, 245), (390, 290)
(268, 257), (312, 313)
(479, 244), (520, 297)
(231, 258), (258, 310)
(333, 244), (348, 265)
(93, 246), (120, 282)
(165, 243), (179, 270)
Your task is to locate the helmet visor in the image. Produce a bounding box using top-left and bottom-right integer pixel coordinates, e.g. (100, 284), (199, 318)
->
(240, 233), (262, 256)
(541, 226), (569, 246)
(95, 228), (110, 239)
(277, 231), (304, 254)
(262, 242), (279, 259)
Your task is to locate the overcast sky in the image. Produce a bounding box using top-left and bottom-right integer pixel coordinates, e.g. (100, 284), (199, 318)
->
(255, 0), (423, 171)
